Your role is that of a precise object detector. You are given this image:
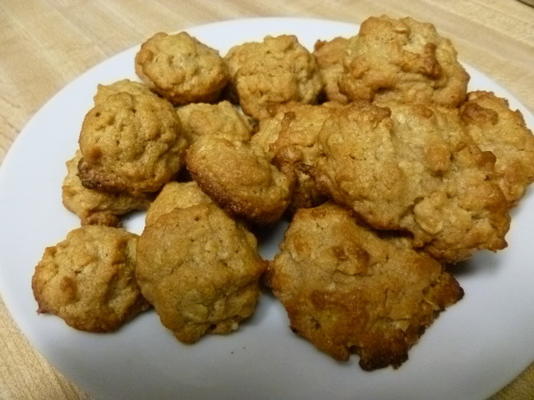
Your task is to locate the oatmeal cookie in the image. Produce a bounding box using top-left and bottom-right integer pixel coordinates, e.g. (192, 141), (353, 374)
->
(225, 35), (323, 119)
(461, 91), (534, 205)
(93, 79), (153, 104)
(136, 204), (265, 343)
(32, 226), (148, 332)
(314, 102), (510, 262)
(62, 152), (151, 226)
(145, 181), (211, 226)
(78, 80), (187, 195)
(135, 32), (229, 105)
(268, 203), (463, 370)
(186, 135), (293, 224)
(340, 16), (469, 107)
(176, 100), (252, 144)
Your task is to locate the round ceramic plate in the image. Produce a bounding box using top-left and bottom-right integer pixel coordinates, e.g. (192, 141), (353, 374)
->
(0, 17), (533, 400)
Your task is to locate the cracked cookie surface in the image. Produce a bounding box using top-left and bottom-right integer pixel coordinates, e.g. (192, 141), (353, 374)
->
(62, 151), (151, 226)
(145, 181), (212, 226)
(225, 35), (323, 119)
(340, 16), (469, 107)
(78, 80), (187, 195)
(461, 91), (534, 205)
(137, 202), (265, 343)
(176, 100), (252, 144)
(268, 203), (463, 370)
(186, 135), (293, 224)
(135, 32), (228, 105)
(313, 37), (350, 103)
(314, 102), (510, 262)
(32, 226), (148, 332)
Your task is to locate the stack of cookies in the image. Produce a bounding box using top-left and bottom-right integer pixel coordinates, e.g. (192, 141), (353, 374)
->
(32, 15), (534, 371)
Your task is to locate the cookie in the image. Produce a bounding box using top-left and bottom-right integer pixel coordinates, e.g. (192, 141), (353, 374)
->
(135, 32), (229, 105)
(340, 16), (469, 106)
(461, 91), (534, 205)
(62, 151), (151, 226)
(176, 100), (252, 144)
(145, 181), (212, 226)
(32, 226), (148, 332)
(268, 203), (463, 370)
(136, 203), (265, 343)
(314, 102), (510, 262)
(78, 80), (187, 195)
(225, 35), (323, 119)
(93, 79), (153, 104)
(186, 135), (293, 224)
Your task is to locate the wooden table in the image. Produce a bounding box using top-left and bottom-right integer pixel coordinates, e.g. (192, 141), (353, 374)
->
(1, 1), (533, 398)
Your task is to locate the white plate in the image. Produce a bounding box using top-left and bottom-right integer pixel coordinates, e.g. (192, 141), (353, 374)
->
(0, 17), (533, 400)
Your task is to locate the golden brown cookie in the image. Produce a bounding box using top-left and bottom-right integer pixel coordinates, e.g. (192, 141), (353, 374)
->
(135, 32), (229, 105)
(176, 100), (252, 144)
(314, 102), (510, 262)
(340, 16), (469, 107)
(267, 103), (350, 211)
(78, 80), (187, 195)
(136, 204), (266, 343)
(250, 102), (353, 212)
(268, 203), (463, 370)
(186, 135), (293, 224)
(461, 91), (534, 205)
(145, 181), (212, 226)
(62, 151), (151, 226)
(225, 35), (323, 119)
(313, 37), (350, 103)
(249, 102), (352, 212)
(32, 226), (148, 332)
(93, 79), (153, 104)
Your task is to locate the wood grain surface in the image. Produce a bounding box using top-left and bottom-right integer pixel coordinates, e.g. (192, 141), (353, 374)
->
(0, 0), (533, 399)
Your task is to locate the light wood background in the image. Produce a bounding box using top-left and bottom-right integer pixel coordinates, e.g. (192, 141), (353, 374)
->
(0, 0), (533, 399)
